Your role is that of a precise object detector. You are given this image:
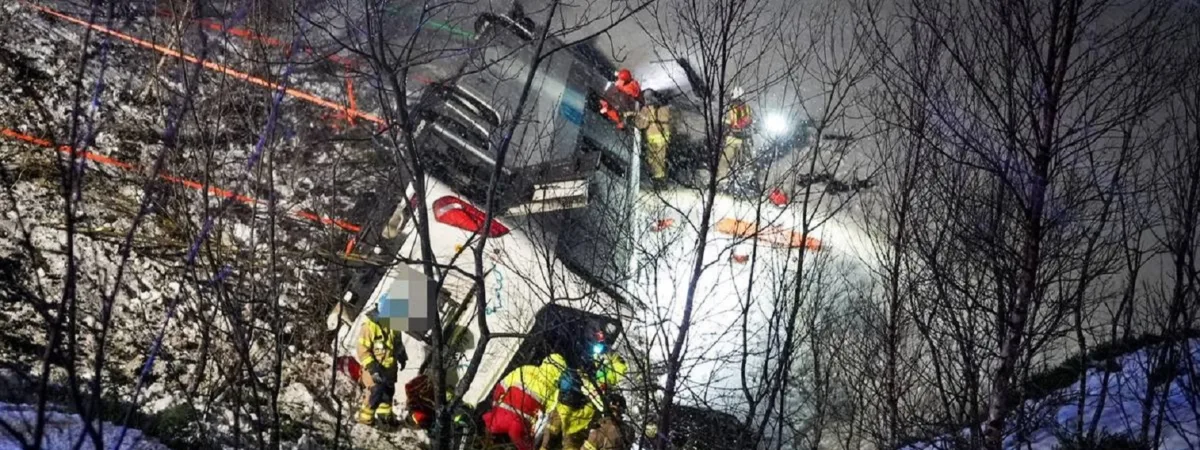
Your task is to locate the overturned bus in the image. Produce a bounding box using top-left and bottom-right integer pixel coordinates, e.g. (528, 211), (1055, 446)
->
(327, 3), (642, 437)
(324, 3), (776, 448)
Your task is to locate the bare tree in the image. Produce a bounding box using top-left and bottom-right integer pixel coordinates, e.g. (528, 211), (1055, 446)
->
(1136, 11), (1200, 444)
(0, 0), (412, 448)
(612, 1), (882, 449)
(850, 5), (941, 442)
(859, 0), (1186, 448)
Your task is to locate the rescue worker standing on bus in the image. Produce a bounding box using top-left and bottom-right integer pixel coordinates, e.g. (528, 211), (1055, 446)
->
(719, 87), (753, 183)
(485, 354), (570, 450)
(615, 68), (641, 102)
(356, 305), (407, 425)
(600, 68), (643, 130)
(634, 90), (672, 189)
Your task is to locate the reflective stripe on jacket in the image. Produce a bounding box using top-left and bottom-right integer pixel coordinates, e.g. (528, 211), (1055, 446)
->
(357, 316), (402, 369)
(635, 105), (671, 142)
(725, 101), (752, 132)
(494, 385), (543, 422)
(496, 354), (567, 421)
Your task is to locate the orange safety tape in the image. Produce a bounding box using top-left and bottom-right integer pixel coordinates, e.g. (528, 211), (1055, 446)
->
(1, 127), (362, 234)
(2, 128), (138, 171)
(197, 17), (287, 49)
(294, 211), (363, 233)
(156, 9), (366, 125)
(324, 74), (360, 130)
(30, 3), (381, 126)
(714, 218), (822, 251)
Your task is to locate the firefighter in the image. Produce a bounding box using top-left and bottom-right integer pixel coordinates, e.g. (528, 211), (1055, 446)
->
(542, 352), (629, 450)
(634, 90), (672, 189)
(355, 305), (407, 425)
(540, 372), (594, 450)
(719, 87), (753, 182)
(484, 354), (570, 450)
(614, 68), (641, 102)
(600, 69), (642, 131)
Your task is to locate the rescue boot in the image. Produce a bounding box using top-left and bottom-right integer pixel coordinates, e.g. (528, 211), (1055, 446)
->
(356, 407), (376, 425)
(374, 402), (399, 426)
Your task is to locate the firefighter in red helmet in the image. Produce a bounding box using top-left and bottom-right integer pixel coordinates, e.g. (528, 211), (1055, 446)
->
(615, 68), (641, 101)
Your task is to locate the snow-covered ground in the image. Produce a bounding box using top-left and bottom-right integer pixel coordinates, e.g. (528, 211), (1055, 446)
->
(903, 341), (1200, 449)
(0, 2), (426, 448)
(0, 402), (168, 450)
(620, 186), (871, 444)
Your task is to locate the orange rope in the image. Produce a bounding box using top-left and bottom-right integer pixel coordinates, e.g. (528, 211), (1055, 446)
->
(2, 128), (138, 171)
(345, 75), (357, 126)
(30, 3), (382, 125)
(178, 13), (360, 69)
(1, 127), (362, 234)
(160, 9), (366, 127)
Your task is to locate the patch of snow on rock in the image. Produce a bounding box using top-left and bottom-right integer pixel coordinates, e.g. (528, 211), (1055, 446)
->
(0, 403), (169, 450)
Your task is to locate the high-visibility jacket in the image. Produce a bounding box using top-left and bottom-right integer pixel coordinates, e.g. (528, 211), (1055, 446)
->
(725, 101), (752, 136)
(565, 354), (624, 429)
(356, 315), (405, 369)
(562, 353), (630, 439)
(553, 401), (596, 438)
(595, 353), (628, 389)
(495, 354), (567, 422)
(634, 105), (671, 144)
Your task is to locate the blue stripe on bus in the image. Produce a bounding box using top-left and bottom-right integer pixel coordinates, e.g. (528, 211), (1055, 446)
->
(559, 88), (586, 126)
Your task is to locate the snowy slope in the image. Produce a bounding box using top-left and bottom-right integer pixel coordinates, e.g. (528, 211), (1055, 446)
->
(902, 341), (1200, 450)
(0, 2), (423, 449)
(623, 186), (871, 442)
(0, 403), (168, 450)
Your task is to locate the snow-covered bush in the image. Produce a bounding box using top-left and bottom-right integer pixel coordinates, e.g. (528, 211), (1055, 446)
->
(1053, 430), (1149, 450)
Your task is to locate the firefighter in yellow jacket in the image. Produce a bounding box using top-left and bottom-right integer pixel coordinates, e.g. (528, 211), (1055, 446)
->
(356, 305), (407, 425)
(634, 90), (672, 189)
(484, 354), (570, 450)
(540, 352), (629, 450)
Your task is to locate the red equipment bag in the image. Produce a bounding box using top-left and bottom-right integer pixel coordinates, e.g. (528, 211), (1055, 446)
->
(336, 356), (362, 382)
(405, 374), (437, 428)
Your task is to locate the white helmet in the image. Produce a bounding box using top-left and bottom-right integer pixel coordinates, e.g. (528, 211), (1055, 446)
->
(731, 86), (745, 99)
